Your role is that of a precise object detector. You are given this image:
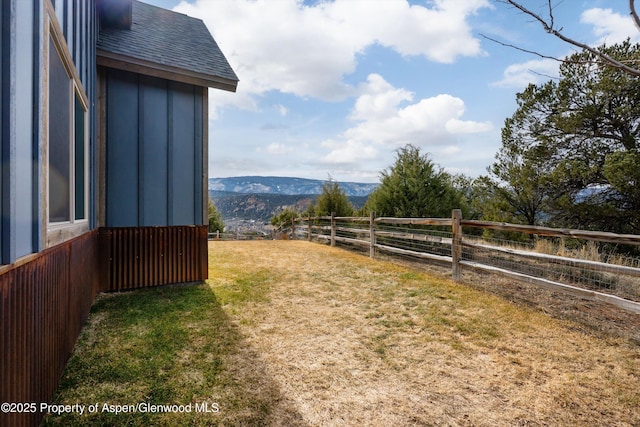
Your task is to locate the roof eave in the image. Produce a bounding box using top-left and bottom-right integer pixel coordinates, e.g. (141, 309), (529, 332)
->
(97, 49), (238, 92)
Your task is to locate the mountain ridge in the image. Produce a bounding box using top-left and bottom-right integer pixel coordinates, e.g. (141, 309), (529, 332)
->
(208, 176), (378, 197)
(208, 176), (375, 231)
(209, 191), (369, 223)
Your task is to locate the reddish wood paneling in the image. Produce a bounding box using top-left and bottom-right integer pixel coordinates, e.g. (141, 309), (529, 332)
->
(0, 225), (208, 426)
(0, 230), (100, 427)
(99, 226), (208, 292)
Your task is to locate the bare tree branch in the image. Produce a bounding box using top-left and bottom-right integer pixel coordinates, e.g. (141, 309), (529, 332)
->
(480, 33), (640, 71)
(494, 0), (640, 77)
(479, 33), (564, 62)
(630, 0), (640, 31)
(528, 69), (561, 81)
(547, 0), (555, 31)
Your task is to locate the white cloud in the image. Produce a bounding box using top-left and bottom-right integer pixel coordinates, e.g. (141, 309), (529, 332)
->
(446, 118), (493, 134)
(349, 74), (413, 121)
(274, 104), (289, 117)
(491, 58), (559, 89)
(208, 87), (258, 120)
(326, 0), (490, 62)
(259, 142), (294, 155)
(581, 8), (640, 45)
(321, 140), (379, 164)
(438, 145), (462, 156)
(321, 74), (492, 164)
(175, 0), (491, 109)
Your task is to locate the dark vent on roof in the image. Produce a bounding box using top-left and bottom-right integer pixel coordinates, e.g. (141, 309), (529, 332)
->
(98, 0), (133, 30)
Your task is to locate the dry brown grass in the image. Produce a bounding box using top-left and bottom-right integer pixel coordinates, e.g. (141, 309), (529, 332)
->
(208, 240), (640, 426)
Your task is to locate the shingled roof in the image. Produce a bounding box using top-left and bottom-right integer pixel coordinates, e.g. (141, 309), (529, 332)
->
(97, 0), (238, 91)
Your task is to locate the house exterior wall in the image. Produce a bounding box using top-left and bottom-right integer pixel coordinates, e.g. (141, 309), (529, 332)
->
(1, 0), (38, 264)
(0, 0), (96, 265)
(1, 2), (216, 424)
(102, 67), (206, 227)
(99, 226), (208, 291)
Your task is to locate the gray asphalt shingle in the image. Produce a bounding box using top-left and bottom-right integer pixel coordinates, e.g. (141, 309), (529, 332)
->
(98, 0), (238, 83)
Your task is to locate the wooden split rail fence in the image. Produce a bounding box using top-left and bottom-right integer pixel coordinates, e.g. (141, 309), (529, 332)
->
(282, 210), (640, 314)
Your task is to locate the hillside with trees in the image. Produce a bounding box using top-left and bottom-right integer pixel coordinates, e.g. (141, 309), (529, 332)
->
(270, 145), (470, 228)
(211, 189), (368, 233)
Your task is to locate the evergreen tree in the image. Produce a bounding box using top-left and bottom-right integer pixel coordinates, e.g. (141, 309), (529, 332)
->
(490, 41), (640, 232)
(208, 199), (224, 233)
(314, 177), (354, 217)
(270, 207), (300, 228)
(365, 144), (466, 218)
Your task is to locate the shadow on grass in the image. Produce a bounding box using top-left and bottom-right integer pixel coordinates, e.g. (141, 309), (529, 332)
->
(43, 283), (307, 426)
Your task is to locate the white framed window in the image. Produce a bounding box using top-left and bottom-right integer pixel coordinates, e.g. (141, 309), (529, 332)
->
(44, 1), (89, 246)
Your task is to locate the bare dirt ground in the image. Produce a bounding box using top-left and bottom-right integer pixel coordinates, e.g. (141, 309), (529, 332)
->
(208, 240), (640, 426)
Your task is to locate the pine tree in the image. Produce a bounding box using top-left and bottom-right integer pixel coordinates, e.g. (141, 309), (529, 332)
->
(365, 144), (465, 218)
(208, 199), (224, 233)
(314, 177), (354, 217)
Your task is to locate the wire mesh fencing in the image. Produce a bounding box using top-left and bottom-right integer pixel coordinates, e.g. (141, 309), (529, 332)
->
(282, 211), (640, 313)
(461, 234), (640, 302)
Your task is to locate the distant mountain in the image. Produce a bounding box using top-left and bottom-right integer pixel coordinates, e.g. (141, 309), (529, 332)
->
(208, 176), (378, 197)
(210, 190), (368, 223)
(210, 191), (313, 222)
(208, 176), (375, 230)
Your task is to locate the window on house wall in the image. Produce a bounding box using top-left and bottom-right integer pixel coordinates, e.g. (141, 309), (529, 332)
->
(48, 36), (71, 222)
(47, 6), (88, 233)
(74, 95), (86, 220)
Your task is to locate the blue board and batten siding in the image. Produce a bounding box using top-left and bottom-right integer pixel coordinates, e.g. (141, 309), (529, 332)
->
(0, 0), (96, 264)
(104, 68), (205, 227)
(1, 0), (37, 264)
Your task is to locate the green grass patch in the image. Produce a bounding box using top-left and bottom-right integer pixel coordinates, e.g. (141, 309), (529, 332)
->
(43, 284), (281, 426)
(213, 269), (274, 306)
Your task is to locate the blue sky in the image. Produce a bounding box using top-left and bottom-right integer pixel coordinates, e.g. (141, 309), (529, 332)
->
(145, 0), (639, 183)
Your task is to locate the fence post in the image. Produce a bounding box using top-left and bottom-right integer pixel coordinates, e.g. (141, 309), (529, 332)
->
(291, 217), (296, 240)
(331, 212), (336, 247)
(370, 211), (376, 258)
(308, 216), (312, 241)
(452, 209), (462, 281)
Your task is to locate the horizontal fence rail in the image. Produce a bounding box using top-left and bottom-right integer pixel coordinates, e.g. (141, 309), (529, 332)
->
(461, 220), (640, 246)
(208, 231), (272, 241)
(281, 211), (640, 314)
